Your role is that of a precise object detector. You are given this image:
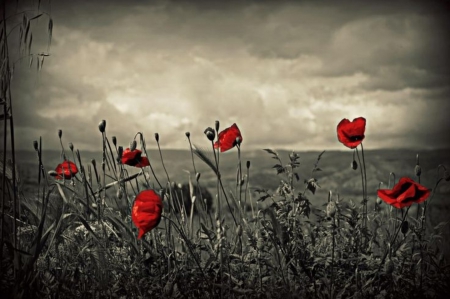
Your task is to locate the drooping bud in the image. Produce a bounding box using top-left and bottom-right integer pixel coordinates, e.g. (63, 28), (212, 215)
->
(130, 140), (137, 151)
(415, 165), (421, 177)
(204, 127), (215, 141)
(215, 120), (220, 132)
(98, 120), (106, 133)
(326, 200), (337, 218)
(401, 220), (409, 235)
(69, 142), (74, 152)
(185, 132), (190, 138)
(155, 133), (159, 143)
(351, 160), (358, 170)
(246, 160), (251, 169)
(33, 140), (39, 151)
(112, 136), (117, 147)
(444, 170), (450, 181)
(58, 129), (62, 139)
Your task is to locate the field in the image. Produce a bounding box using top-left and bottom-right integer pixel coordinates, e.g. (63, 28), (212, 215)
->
(3, 145), (449, 298)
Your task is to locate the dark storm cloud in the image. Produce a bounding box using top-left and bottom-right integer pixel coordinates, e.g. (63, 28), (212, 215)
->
(9, 0), (450, 150)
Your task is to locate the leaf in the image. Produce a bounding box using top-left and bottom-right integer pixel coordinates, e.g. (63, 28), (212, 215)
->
(305, 178), (320, 195)
(24, 20), (30, 45)
(192, 144), (218, 175)
(257, 194), (271, 202)
(30, 13), (43, 21)
(263, 149), (277, 156)
(28, 33), (33, 55)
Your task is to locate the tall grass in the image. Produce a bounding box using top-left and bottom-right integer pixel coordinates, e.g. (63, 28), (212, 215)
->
(1, 2), (450, 298)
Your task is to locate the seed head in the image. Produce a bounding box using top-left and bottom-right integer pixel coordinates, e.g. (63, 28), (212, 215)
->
(351, 160), (358, 170)
(204, 127), (215, 141)
(58, 129), (62, 139)
(33, 140), (39, 151)
(236, 136), (242, 145)
(98, 120), (106, 133)
(112, 136), (117, 147)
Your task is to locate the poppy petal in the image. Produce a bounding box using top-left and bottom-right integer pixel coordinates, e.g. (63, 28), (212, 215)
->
(377, 177), (431, 209)
(55, 160), (78, 179)
(214, 123), (243, 152)
(131, 190), (163, 239)
(337, 117), (366, 149)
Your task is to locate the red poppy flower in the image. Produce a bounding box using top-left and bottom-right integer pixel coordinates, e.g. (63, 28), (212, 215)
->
(337, 117), (366, 149)
(121, 148), (150, 167)
(132, 190), (163, 239)
(55, 160), (78, 179)
(213, 123), (243, 152)
(377, 177), (431, 209)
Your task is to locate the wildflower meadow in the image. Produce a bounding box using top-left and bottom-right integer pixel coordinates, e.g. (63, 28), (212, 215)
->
(1, 2), (450, 299)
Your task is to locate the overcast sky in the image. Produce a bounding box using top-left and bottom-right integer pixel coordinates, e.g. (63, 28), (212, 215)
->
(8, 0), (450, 152)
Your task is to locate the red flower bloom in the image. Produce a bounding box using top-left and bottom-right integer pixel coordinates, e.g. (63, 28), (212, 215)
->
(132, 190), (163, 239)
(337, 117), (366, 149)
(377, 177), (431, 209)
(213, 123), (243, 152)
(121, 148), (150, 167)
(55, 160), (78, 180)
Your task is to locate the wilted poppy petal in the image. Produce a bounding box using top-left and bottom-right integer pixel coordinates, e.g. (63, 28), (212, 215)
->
(377, 177), (431, 209)
(55, 160), (78, 179)
(213, 123), (243, 152)
(131, 190), (163, 239)
(337, 117), (366, 149)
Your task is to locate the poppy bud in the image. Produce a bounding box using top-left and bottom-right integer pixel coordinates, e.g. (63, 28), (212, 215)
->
(401, 220), (409, 235)
(155, 133), (159, 142)
(444, 170), (450, 182)
(33, 140), (38, 151)
(130, 140), (137, 151)
(58, 129), (62, 139)
(195, 172), (201, 181)
(236, 224), (243, 237)
(415, 165), (421, 177)
(185, 132), (190, 138)
(351, 160), (358, 170)
(204, 127), (215, 141)
(326, 201), (336, 218)
(98, 120), (106, 133)
(69, 142), (74, 152)
(215, 120), (220, 132)
(117, 146), (123, 163)
(384, 258), (394, 275)
(112, 136), (117, 147)
(246, 161), (251, 169)
(91, 159), (96, 168)
(376, 196), (382, 205)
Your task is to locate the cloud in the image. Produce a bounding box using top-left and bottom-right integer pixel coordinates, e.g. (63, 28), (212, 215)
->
(9, 0), (450, 151)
